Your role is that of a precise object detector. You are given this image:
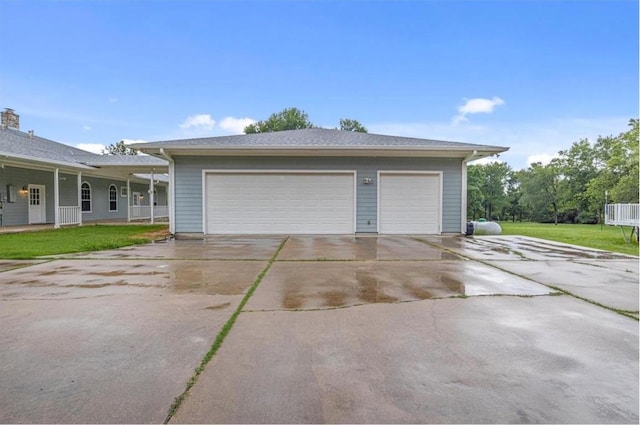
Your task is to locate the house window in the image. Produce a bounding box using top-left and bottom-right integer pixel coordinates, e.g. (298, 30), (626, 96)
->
(109, 185), (118, 212)
(81, 182), (91, 212)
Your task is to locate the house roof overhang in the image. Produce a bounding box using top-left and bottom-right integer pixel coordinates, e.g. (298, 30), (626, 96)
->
(137, 145), (508, 160)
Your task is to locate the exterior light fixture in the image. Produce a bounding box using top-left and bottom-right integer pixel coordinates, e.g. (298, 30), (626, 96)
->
(362, 178), (374, 185)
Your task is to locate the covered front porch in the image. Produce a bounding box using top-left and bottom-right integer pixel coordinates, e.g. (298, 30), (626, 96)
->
(0, 159), (169, 229)
(53, 169), (169, 227)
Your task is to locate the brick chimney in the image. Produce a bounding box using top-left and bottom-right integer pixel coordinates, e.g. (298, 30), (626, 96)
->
(1, 108), (19, 129)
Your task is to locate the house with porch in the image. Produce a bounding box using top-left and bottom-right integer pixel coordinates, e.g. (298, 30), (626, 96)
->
(0, 108), (169, 228)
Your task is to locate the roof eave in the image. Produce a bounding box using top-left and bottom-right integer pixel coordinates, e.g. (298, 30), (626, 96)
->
(0, 150), (96, 170)
(136, 145), (509, 158)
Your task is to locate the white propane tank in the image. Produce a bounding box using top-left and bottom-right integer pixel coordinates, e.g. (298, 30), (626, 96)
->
(472, 221), (502, 235)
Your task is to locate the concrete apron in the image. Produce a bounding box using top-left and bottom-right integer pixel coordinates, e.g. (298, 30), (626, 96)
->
(169, 235), (638, 424)
(0, 235), (637, 423)
(0, 237), (282, 424)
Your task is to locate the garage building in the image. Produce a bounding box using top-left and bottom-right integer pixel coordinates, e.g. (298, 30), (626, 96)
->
(133, 129), (508, 237)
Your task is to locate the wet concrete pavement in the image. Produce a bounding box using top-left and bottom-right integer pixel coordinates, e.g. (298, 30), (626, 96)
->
(0, 235), (638, 423)
(173, 296), (638, 424)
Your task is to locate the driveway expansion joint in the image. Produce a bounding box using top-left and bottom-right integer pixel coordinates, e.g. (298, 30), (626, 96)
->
(163, 236), (289, 424)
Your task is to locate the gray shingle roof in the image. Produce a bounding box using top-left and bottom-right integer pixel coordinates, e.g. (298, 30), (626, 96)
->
(0, 127), (166, 168)
(133, 128), (508, 152)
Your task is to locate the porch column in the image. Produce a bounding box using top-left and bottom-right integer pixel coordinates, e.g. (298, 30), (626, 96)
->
(77, 172), (83, 226)
(149, 170), (155, 224)
(126, 179), (131, 222)
(54, 168), (60, 228)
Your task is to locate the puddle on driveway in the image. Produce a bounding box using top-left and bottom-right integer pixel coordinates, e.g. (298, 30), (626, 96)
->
(68, 237), (285, 260)
(247, 261), (549, 311)
(424, 235), (635, 261)
(0, 260), (266, 298)
(279, 236), (463, 260)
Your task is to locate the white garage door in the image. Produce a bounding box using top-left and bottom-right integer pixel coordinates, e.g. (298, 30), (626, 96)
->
(205, 171), (355, 234)
(379, 172), (441, 234)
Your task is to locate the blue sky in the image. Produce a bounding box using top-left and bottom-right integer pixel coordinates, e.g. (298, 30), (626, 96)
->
(1, 0), (637, 169)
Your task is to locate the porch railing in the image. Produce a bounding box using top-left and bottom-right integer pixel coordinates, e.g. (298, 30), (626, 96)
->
(129, 205), (169, 220)
(605, 204), (640, 227)
(58, 206), (81, 225)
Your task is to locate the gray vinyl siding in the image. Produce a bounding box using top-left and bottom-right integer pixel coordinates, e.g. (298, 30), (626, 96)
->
(174, 156), (463, 234)
(0, 166), (54, 226)
(0, 164), (166, 226)
(81, 178), (166, 221)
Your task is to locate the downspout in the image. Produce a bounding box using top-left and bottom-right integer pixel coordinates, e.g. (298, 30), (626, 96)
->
(461, 150), (479, 233)
(158, 148), (175, 235)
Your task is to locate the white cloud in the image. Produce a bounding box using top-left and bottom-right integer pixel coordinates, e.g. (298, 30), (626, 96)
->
(453, 96), (505, 123)
(76, 143), (105, 154)
(120, 138), (148, 145)
(526, 153), (556, 167)
(108, 97), (118, 103)
(469, 156), (504, 166)
(219, 117), (256, 134)
(180, 114), (216, 130)
(82, 125), (92, 131)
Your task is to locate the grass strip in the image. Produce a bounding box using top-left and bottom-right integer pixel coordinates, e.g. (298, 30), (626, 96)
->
(164, 236), (289, 424)
(0, 224), (168, 259)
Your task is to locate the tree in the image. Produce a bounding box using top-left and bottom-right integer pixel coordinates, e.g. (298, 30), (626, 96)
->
(244, 107), (314, 133)
(480, 162), (511, 220)
(244, 107), (369, 134)
(339, 118), (368, 133)
(556, 138), (598, 222)
(586, 119), (639, 212)
(103, 140), (137, 155)
(519, 160), (562, 224)
(504, 170), (524, 222)
(466, 165), (485, 220)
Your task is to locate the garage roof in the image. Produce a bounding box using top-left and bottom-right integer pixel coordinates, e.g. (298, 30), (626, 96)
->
(132, 128), (508, 159)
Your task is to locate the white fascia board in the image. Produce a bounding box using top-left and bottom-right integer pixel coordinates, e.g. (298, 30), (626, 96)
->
(137, 147), (507, 158)
(0, 150), (95, 170)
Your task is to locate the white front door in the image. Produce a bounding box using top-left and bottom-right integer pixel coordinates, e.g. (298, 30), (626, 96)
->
(28, 184), (46, 224)
(132, 192), (141, 217)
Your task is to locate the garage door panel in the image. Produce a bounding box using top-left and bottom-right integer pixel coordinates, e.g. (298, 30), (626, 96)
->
(206, 172), (354, 234)
(379, 173), (441, 234)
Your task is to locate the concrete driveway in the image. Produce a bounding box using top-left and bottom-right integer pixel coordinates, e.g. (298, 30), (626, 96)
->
(0, 235), (637, 423)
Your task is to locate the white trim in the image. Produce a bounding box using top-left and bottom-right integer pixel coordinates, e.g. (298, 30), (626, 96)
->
(168, 159), (175, 234)
(461, 161), (467, 233)
(54, 168), (60, 228)
(120, 186), (128, 197)
(77, 172), (82, 226)
(149, 170), (155, 224)
(80, 181), (92, 213)
(202, 169), (357, 235)
(377, 170), (443, 234)
(108, 184), (118, 212)
(27, 184), (47, 224)
(126, 180), (131, 222)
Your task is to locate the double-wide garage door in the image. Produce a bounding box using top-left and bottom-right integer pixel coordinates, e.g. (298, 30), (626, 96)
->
(205, 172), (355, 234)
(204, 171), (441, 234)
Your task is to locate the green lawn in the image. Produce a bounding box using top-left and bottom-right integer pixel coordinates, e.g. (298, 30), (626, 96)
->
(499, 222), (639, 256)
(0, 224), (169, 259)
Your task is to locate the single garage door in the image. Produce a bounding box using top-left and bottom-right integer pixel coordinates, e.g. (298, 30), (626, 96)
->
(205, 171), (355, 234)
(379, 172), (441, 234)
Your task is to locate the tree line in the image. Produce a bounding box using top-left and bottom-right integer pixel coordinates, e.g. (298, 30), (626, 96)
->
(468, 119), (638, 224)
